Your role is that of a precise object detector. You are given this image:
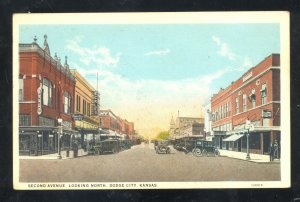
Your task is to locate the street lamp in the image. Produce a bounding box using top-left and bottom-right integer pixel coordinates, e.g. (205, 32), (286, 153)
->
(57, 118), (62, 159)
(245, 119), (251, 160)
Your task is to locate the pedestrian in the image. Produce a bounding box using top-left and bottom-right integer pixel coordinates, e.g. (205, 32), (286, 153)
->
(269, 143), (274, 162)
(273, 140), (279, 159)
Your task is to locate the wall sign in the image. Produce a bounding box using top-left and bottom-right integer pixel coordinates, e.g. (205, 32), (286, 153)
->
(262, 110), (272, 118)
(37, 83), (43, 115)
(62, 121), (72, 130)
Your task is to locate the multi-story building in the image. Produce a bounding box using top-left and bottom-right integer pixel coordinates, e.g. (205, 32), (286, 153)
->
(99, 109), (135, 139)
(169, 116), (204, 139)
(70, 69), (102, 147)
(19, 35), (76, 156)
(211, 54), (281, 156)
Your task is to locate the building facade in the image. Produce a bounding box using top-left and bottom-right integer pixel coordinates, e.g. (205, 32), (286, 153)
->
(99, 109), (135, 140)
(19, 35), (76, 156)
(70, 69), (101, 149)
(211, 54), (281, 157)
(169, 116), (205, 139)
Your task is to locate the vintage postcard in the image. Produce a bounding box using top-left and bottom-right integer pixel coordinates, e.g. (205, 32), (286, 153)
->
(13, 12), (290, 189)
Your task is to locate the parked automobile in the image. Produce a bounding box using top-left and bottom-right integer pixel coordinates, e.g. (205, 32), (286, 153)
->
(155, 140), (171, 154)
(93, 139), (120, 155)
(192, 140), (220, 157)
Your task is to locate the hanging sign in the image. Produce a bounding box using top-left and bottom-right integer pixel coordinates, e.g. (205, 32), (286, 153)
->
(37, 83), (43, 115)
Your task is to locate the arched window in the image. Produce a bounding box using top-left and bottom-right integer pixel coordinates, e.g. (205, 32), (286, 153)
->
(63, 91), (71, 114)
(42, 78), (52, 107)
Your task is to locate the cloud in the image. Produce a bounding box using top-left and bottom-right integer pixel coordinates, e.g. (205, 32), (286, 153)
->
(212, 35), (236, 61)
(144, 48), (170, 56)
(65, 36), (121, 68)
(212, 36), (221, 45)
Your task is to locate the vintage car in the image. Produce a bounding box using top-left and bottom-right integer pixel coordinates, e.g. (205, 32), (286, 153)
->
(93, 139), (120, 155)
(192, 140), (220, 157)
(154, 140), (171, 154)
(119, 139), (133, 150)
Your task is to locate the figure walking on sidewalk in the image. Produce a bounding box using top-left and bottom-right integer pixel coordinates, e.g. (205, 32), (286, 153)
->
(269, 143), (274, 162)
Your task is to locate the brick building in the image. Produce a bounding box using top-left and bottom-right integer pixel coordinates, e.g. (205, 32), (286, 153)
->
(99, 109), (135, 139)
(70, 69), (106, 149)
(19, 35), (76, 156)
(169, 116), (204, 139)
(211, 54), (281, 157)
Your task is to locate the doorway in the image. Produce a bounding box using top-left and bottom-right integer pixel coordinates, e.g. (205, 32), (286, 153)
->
(263, 132), (270, 154)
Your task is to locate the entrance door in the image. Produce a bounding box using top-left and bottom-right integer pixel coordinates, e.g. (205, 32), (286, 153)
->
(238, 138), (242, 152)
(263, 133), (270, 154)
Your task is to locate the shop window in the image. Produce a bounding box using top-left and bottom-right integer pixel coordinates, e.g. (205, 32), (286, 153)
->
(249, 133), (261, 149)
(19, 115), (31, 126)
(42, 78), (52, 107)
(19, 79), (24, 101)
(261, 83), (267, 105)
(63, 91), (72, 114)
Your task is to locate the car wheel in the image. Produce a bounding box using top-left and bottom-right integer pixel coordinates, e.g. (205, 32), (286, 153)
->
(193, 148), (202, 157)
(112, 148), (118, 154)
(215, 150), (220, 157)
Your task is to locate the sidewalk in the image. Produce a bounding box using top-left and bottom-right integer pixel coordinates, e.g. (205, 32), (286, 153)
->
(219, 149), (280, 163)
(19, 149), (88, 160)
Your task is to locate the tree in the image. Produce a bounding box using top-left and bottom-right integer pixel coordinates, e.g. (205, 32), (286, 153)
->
(156, 131), (170, 140)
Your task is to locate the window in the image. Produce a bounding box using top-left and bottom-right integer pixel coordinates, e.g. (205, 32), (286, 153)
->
(249, 89), (256, 108)
(19, 115), (31, 126)
(87, 103), (90, 116)
(83, 99), (86, 115)
(220, 105), (223, 119)
(19, 79), (24, 101)
(76, 95), (81, 112)
(261, 83), (267, 105)
(63, 91), (71, 114)
(42, 78), (52, 107)
(235, 97), (239, 114)
(39, 116), (55, 126)
(242, 94), (247, 112)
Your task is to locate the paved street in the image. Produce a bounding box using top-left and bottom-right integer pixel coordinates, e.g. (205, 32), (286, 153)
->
(19, 143), (280, 182)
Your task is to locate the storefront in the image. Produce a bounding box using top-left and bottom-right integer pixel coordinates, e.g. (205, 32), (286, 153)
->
(220, 126), (281, 157)
(19, 126), (58, 156)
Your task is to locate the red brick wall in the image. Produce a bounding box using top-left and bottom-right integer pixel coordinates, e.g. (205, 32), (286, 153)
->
(211, 54), (281, 130)
(19, 51), (75, 127)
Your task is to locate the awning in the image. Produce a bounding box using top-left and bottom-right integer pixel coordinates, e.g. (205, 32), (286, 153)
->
(223, 134), (244, 142)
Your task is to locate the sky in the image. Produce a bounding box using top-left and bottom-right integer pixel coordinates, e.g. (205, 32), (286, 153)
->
(19, 24), (280, 138)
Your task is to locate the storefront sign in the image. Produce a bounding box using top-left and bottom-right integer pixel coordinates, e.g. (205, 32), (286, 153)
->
(262, 110), (272, 118)
(37, 83), (43, 115)
(72, 114), (84, 121)
(92, 91), (99, 116)
(62, 121), (72, 130)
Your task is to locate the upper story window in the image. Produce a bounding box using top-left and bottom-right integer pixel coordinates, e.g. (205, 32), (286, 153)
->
(260, 83), (267, 105)
(63, 91), (72, 114)
(42, 78), (52, 107)
(249, 89), (256, 108)
(76, 95), (81, 112)
(87, 103), (90, 116)
(83, 99), (86, 115)
(235, 97), (239, 114)
(242, 94), (247, 112)
(19, 79), (24, 101)
(220, 105), (223, 119)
